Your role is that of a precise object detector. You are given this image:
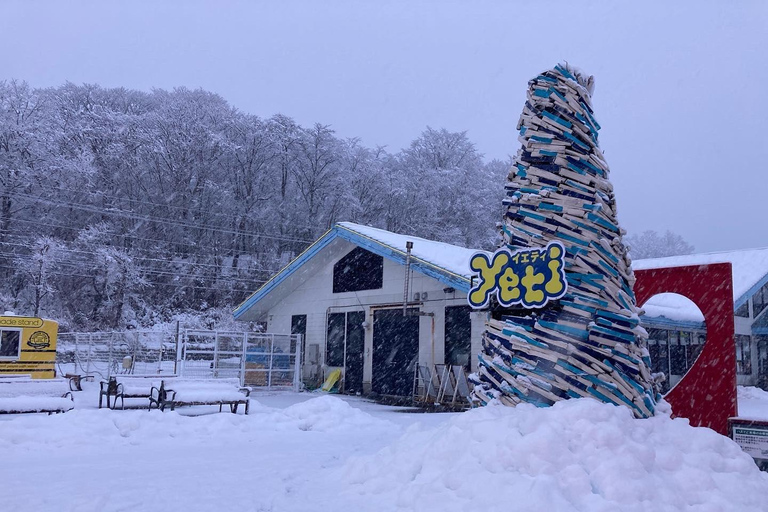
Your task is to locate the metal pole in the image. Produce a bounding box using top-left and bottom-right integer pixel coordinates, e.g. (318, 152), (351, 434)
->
(294, 334), (302, 391)
(403, 241), (413, 316)
(173, 321), (180, 376)
(107, 333), (113, 379)
(213, 331), (219, 379)
(268, 334), (274, 389)
(240, 332), (247, 387)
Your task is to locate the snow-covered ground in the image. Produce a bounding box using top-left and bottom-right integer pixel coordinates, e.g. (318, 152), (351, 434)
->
(1, 384), (768, 511)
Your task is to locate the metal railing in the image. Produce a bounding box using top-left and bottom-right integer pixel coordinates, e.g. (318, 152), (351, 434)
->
(57, 330), (302, 391)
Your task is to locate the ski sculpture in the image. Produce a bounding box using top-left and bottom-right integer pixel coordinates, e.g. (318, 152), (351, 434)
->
(468, 64), (657, 418)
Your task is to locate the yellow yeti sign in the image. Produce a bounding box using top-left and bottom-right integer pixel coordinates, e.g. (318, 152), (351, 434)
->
(0, 316), (59, 379)
(468, 242), (567, 309)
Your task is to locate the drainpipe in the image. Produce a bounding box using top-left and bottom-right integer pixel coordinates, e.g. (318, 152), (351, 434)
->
(403, 241), (413, 317)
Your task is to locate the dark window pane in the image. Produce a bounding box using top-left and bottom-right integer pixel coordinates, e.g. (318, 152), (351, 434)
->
(333, 247), (383, 293)
(735, 302), (749, 318)
(445, 306), (472, 370)
(0, 330), (21, 358)
(291, 315), (307, 358)
(648, 329), (669, 375)
(669, 331), (686, 375)
(326, 313), (346, 367)
(758, 335), (768, 378)
(755, 285), (768, 319)
(736, 334), (752, 375)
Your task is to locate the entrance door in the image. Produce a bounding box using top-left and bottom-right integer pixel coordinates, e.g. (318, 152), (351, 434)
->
(344, 311), (365, 394)
(445, 306), (472, 372)
(372, 309), (419, 396)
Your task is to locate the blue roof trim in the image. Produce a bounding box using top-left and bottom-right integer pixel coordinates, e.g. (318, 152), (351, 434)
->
(233, 224), (472, 319)
(638, 315), (706, 332)
(233, 227), (339, 319)
(735, 272), (768, 309)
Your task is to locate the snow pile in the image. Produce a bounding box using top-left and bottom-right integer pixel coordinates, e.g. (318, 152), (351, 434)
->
(738, 385), (768, 420)
(738, 385), (768, 402)
(277, 394), (392, 432)
(0, 396), (392, 450)
(338, 399), (768, 511)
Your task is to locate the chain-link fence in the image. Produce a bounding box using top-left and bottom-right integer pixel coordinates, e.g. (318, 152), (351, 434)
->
(57, 330), (302, 391)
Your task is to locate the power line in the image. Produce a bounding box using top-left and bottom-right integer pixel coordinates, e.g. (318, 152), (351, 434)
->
(1, 218), (308, 259)
(0, 251), (269, 285)
(0, 236), (284, 274)
(0, 263), (265, 293)
(10, 191), (313, 243)
(34, 182), (277, 224)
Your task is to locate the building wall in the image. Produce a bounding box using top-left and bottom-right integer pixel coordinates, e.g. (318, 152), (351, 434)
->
(264, 244), (482, 392)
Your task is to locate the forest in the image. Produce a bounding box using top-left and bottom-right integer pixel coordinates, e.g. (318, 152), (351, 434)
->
(0, 80), (510, 331)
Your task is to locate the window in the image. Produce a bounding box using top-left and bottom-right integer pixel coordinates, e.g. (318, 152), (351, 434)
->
(756, 335), (768, 380)
(736, 334), (752, 375)
(333, 247), (383, 293)
(326, 313), (346, 366)
(325, 311), (365, 369)
(0, 329), (21, 359)
(735, 302), (749, 318)
(669, 331), (686, 375)
(647, 328), (669, 376)
(687, 334), (706, 368)
(291, 315), (307, 360)
(753, 283), (768, 319)
(445, 306), (472, 370)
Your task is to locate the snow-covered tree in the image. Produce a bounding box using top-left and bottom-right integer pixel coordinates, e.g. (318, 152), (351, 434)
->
(625, 230), (694, 260)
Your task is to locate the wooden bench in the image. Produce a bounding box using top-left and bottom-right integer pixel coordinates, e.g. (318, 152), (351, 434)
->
(99, 376), (168, 409)
(0, 378), (74, 414)
(149, 379), (250, 414)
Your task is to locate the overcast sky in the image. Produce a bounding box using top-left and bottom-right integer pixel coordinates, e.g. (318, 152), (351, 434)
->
(3, 1), (767, 254)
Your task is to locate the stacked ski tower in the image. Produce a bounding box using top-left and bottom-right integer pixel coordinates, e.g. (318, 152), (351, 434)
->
(469, 64), (657, 418)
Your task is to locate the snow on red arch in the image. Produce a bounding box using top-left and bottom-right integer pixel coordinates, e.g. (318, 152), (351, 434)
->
(337, 399), (768, 511)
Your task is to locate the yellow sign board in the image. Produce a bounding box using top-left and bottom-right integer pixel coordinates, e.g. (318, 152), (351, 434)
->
(468, 242), (568, 309)
(0, 316), (59, 379)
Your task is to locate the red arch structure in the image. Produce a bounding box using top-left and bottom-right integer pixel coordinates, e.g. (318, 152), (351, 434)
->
(634, 263), (737, 435)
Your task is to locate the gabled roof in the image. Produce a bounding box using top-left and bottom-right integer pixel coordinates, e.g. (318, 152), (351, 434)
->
(234, 221), (768, 326)
(233, 222), (478, 320)
(632, 247), (768, 309)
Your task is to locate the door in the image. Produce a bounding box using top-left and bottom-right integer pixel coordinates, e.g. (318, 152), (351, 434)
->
(291, 314), (307, 362)
(445, 306), (472, 372)
(372, 308), (419, 396)
(344, 311), (365, 394)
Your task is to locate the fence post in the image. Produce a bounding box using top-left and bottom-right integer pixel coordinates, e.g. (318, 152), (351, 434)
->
(173, 321), (180, 376)
(86, 333), (93, 377)
(268, 334), (274, 389)
(107, 333), (114, 379)
(240, 332), (247, 387)
(213, 331), (219, 379)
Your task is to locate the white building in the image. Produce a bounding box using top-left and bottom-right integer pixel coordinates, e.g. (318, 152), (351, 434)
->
(233, 222), (485, 395)
(634, 248), (768, 389)
(233, 222), (768, 395)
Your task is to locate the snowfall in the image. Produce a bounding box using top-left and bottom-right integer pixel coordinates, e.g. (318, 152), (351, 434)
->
(1, 386), (768, 511)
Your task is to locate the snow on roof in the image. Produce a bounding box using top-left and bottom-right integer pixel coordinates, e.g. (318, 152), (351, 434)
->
(632, 247), (768, 305)
(236, 221), (768, 324)
(337, 222), (481, 279)
(639, 292), (705, 325)
(339, 223), (768, 317)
